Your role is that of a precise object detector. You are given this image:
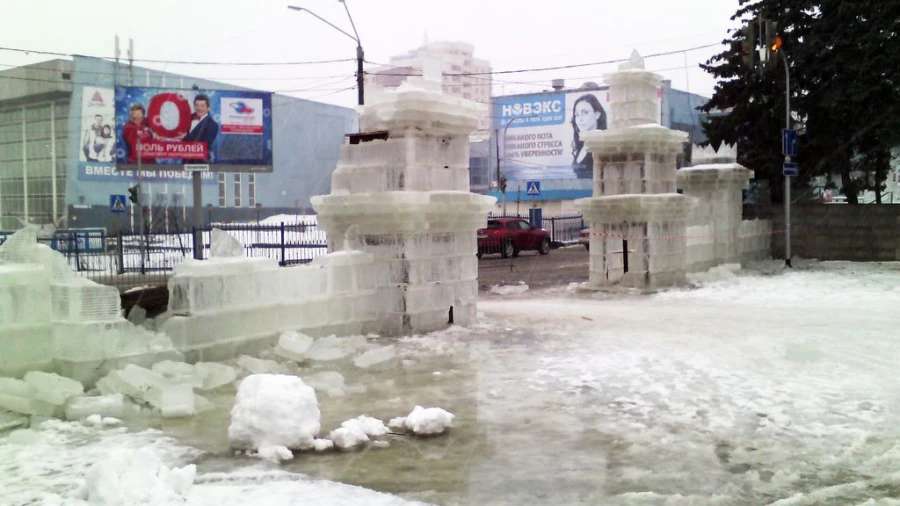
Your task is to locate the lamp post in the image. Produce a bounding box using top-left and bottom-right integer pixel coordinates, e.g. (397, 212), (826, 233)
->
(288, 2), (364, 105)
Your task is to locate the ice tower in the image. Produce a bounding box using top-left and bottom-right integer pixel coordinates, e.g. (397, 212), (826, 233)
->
(575, 51), (695, 290)
(312, 62), (495, 335)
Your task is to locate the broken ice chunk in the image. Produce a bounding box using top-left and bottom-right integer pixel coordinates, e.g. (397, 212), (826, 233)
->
(305, 336), (365, 362)
(353, 345), (398, 370)
(151, 361), (200, 387)
(193, 393), (215, 414)
(0, 410), (28, 432)
(65, 394), (127, 422)
(194, 362), (237, 391)
(236, 355), (290, 375)
(85, 414), (103, 426)
(24, 372), (84, 406)
(210, 228), (245, 258)
(275, 331), (314, 362)
(95, 365), (195, 418)
(404, 406), (455, 436)
(302, 371), (346, 399)
(0, 379), (57, 417)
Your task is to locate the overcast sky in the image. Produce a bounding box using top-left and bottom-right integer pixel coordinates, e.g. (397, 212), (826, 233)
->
(4, 0), (741, 108)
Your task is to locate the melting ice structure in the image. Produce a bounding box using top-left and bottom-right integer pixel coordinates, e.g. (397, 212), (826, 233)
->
(161, 69), (495, 359)
(575, 51), (770, 291)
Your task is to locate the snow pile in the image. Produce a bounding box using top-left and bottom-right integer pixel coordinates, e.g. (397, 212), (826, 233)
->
(0, 373), (84, 417)
(329, 415), (388, 450)
(79, 447), (196, 505)
(228, 374), (320, 461)
(402, 406), (455, 436)
(274, 331), (314, 362)
(489, 283), (530, 295)
(686, 263), (742, 285)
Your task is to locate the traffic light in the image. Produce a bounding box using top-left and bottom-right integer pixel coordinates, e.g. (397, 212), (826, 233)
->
(499, 176), (507, 193)
(740, 24), (756, 70)
(128, 185), (140, 205)
(765, 20), (781, 68)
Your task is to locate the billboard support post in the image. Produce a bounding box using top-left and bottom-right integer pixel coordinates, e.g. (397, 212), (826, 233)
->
(192, 172), (203, 260)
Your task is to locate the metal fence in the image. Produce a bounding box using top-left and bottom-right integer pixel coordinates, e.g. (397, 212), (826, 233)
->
(1, 214), (586, 290)
(0, 222), (328, 291)
(486, 213), (586, 245)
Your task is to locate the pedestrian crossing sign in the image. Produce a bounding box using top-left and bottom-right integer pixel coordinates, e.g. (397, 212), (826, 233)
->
(526, 181), (541, 196)
(110, 194), (127, 214)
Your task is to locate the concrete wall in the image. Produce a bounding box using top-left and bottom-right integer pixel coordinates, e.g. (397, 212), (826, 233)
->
(746, 205), (900, 261)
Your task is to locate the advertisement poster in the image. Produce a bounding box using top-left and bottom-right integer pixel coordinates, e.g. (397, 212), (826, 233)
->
(493, 89), (613, 181)
(114, 87), (273, 172)
(77, 87), (215, 184)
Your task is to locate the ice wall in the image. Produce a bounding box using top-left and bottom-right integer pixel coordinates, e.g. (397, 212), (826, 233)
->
(162, 251), (378, 360)
(0, 227), (179, 384)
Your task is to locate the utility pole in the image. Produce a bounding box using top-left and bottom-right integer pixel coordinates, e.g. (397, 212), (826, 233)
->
(288, 2), (364, 105)
(742, 18), (792, 268)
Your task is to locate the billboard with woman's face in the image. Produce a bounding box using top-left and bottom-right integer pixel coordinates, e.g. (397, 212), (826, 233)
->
(493, 90), (613, 181)
(114, 86), (274, 173)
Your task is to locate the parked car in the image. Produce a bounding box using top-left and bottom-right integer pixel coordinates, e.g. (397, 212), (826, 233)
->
(477, 218), (551, 259)
(579, 228), (590, 250)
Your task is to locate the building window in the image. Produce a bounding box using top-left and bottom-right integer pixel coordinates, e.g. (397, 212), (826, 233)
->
(234, 173), (242, 207)
(218, 173), (226, 207)
(248, 174), (256, 207)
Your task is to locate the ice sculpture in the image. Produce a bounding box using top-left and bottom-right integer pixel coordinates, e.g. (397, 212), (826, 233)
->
(575, 51), (697, 289)
(312, 64), (495, 335)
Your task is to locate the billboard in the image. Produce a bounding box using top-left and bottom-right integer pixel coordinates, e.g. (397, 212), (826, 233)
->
(114, 86), (273, 172)
(495, 89), (612, 181)
(77, 86), (215, 184)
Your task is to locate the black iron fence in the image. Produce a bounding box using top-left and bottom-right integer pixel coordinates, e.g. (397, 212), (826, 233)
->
(0, 222), (328, 291)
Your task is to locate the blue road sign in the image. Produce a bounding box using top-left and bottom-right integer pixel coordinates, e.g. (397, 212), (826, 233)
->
(783, 162), (799, 177)
(110, 194), (127, 214)
(526, 181), (541, 196)
(782, 129), (798, 157)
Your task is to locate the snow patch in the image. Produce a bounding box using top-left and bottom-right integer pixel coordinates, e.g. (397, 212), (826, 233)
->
(489, 283), (530, 295)
(79, 447), (196, 505)
(404, 406), (454, 435)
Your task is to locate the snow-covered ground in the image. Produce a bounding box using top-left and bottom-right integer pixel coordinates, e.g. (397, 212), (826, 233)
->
(3, 260), (899, 505)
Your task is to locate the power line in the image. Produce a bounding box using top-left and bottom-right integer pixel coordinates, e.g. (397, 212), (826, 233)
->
(0, 46), (356, 66)
(0, 62), (353, 81)
(364, 43), (721, 77)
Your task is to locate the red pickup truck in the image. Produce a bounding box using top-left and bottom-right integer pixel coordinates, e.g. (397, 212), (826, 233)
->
(477, 217), (552, 259)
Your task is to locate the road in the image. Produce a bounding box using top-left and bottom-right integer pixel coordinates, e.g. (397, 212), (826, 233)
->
(477, 245), (590, 291)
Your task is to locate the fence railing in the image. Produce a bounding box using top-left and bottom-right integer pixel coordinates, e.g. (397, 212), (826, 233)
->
(486, 213), (586, 245)
(1, 213), (588, 289)
(0, 222), (328, 290)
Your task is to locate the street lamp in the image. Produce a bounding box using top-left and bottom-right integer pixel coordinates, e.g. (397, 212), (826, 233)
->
(287, 2), (364, 106)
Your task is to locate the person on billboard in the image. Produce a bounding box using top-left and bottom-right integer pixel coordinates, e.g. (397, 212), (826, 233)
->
(82, 114), (104, 161)
(571, 94), (608, 179)
(122, 104), (154, 163)
(178, 94), (218, 162)
(95, 125), (115, 162)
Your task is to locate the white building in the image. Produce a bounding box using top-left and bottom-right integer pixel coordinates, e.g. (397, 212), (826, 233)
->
(370, 41), (492, 131)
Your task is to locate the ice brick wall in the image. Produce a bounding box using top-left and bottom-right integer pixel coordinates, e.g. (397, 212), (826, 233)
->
(162, 251), (379, 359)
(677, 164), (753, 266)
(0, 228), (179, 384)
(686, 225), (716, 273)
(739, 220), (772, 263)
